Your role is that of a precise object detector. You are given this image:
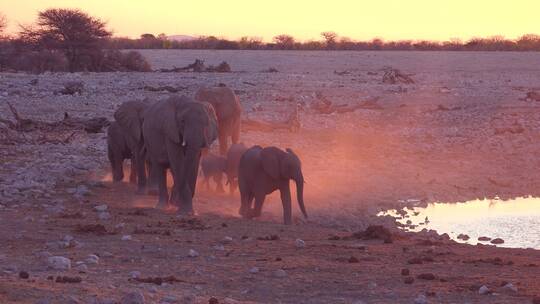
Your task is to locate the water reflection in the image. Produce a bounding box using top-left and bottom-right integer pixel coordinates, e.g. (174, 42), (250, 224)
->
(381, 197), (540, 249)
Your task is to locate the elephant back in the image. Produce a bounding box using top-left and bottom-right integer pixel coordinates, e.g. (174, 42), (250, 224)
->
(195, 87), (241, 121)
(114, 100), (148, 143)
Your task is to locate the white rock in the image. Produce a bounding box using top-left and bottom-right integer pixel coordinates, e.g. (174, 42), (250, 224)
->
(98, 212), (111, 220)
(295, 239), (306, 248)
(478, 285), (490, 295)
(213, 244), (225, 251)
(188, 249), (199, 257)
(86, 254), (99, 265)
(94, 204), (108, 212)
(121, 235), (132, 241)
(502, 283), (518, 293)
(413, 294), (428, 304)
(249, 267), (259, 274)
(130, 271), (141, 279)
(221, 236), (233, 244)
(75, 264), (88, 272)
(47, 256), (71, 270)
(273, 269), (287, 278)
(120, 291), (145, 304)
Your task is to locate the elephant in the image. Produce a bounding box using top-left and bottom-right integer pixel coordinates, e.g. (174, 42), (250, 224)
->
(238, 145), (307, 225)
(194, 86), (242, 155)
(225, 143), (247, 194)
(107, 121), (136, 183)
(142, 95), (218, 213)
(200, 153), (227, 193)
(113, 100), (149, 193)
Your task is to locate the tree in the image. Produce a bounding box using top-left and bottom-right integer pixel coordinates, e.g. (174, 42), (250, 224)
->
(273, 34), (295, 49)
(20, 8), (111, 71)
(321, 31), (338, 49)
(140, 33), (156, 39)
(0, 13), (6, 35)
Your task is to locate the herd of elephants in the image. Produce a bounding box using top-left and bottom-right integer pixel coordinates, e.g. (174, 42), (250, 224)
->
(107, 86), (307, 225)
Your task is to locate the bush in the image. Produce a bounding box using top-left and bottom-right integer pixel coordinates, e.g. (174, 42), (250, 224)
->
(100, 49), (151, 72)
(2, 49), (68, 73)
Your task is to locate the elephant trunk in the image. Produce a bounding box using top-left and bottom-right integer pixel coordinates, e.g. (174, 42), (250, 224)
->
(295, 175), (307, 219)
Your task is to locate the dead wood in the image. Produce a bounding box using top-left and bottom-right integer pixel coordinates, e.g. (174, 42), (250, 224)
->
(4, 102), (109, 133)
(382, 68), (415, 84)
(159, 59), (231, 73)
(142, 85), (186, 93)
(242, 107), (300, 133)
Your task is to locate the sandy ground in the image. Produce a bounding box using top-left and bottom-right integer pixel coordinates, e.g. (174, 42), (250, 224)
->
(1, 50), (540, 303)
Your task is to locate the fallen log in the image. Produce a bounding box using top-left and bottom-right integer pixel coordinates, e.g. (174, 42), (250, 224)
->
(382, 68), (415, 84)
(4, 102), (109, 133)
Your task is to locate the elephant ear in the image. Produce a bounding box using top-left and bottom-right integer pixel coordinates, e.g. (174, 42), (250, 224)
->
(260, 147), (281, 180)
(114, 101), (145, 142)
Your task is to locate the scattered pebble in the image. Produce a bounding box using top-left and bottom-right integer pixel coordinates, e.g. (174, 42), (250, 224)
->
(94, 204), (108, 212)
(502, 282), (518, 293)
(121, 235), (132, 241)
(98, 212), (111, 220)
(85, 254), (99, 265)
(188, 249), (199, 257)
(120, 291), (145, 304)
(130, 271), (141, 279)
(413, 294), (427, 304)
(249, 267), (259, 274)
(273, 269), (287, 278)
(295, 239), (306, 248)
(478, 285), (490, 295)
(221, 236), (233, 244)
(47, 256), (71, 271)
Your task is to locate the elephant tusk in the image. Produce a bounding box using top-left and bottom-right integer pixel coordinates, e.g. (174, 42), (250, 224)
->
(182, 140), (186, 147)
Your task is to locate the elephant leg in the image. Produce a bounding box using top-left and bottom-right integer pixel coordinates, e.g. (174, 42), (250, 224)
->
(251, 193), (266, 219)
(129, 158), (137, 184)
(156, 166), (168, 209)
(240, 192), (254, 218)
(146, 160), (160, 195)
(135, 149), (147, 194)
(280, 183), (293, 225)
(231, 118), (240, 144)
(204, 176), (210, 191)
(215, 173), (225, 193)
(218, 128), (228, 156)
(229, 178), (237, 196)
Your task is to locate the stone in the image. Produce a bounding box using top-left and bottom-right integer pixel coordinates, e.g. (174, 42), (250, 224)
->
(86, 254), (99, 265)
(478, 285), (490, 295)
(208, 297), (219, 304)
(249, 267), (259, 274)
(417, 273), (436, 280)
(47, 256), (71, 270)
(120, 291), (145, 304)
(188, 249), (199, 257)
(130, 271), (141, 279)
(94, 204), (108, 212)
(401, 268), (410, 276)
(75, 264), (88, 272)
(221, 236), (233, 244)
(98, 212), (111, 220)
(213, 244), (225, 251)
(160, 295), (178, 303)
(413, 294), (428, 304)
(122, 235), (132, 241)
(273, 269), (287, 278)
(295, 239), (306, 248)
(478, 236), (491, 242)
(502, 283), (518, 293)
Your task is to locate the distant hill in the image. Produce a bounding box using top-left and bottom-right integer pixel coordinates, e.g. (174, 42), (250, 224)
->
(167, 35), (197, 41)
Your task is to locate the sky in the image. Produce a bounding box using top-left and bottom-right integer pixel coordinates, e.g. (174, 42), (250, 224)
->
(0, 0), (538, 41)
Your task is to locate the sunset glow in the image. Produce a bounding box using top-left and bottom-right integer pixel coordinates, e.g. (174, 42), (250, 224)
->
(1, 0), (538, 41)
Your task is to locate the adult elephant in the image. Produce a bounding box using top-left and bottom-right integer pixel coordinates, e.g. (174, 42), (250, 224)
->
(142, 95), (218, 214)
(194, 86), (242, 155)
(113, 100), (149, 193)
(238, 146), (307, 225)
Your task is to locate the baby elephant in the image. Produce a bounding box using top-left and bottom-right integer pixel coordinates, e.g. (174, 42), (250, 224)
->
(225, 143), (247, 194)
(107, 121), (136, 183)
(200, 154), (227, 193)
(238, 145), (307, 225)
